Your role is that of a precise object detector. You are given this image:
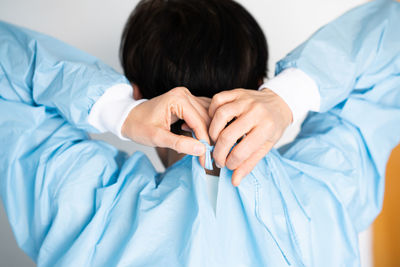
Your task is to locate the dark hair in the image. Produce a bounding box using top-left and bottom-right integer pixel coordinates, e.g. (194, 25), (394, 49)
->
(120, 0), (268, 99)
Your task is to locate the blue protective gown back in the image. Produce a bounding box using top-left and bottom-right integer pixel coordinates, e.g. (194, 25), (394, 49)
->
(1, 1), (400, 266)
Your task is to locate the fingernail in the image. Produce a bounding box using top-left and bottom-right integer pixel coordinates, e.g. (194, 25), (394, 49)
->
(194, 144), (205, 155)
(216, 163), (222, 168)
(233, 176), (241, 187)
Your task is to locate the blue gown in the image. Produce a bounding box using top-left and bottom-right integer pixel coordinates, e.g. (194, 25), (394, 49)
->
(0, 1), (399, 266)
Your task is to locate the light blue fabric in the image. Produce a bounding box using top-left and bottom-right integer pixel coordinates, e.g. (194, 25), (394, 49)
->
(199, 140), (214, 170)
(1, 1), (400, 265)
(276, 0), (400, 113)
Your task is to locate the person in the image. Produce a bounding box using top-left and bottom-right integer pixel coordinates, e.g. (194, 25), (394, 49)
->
(0, 1), (398, 267)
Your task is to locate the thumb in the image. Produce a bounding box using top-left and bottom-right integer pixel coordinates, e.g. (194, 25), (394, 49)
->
(155, 129), (206, 156)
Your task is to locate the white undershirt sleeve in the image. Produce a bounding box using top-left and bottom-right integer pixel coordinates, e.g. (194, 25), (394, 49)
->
(259, 68), (321, 124)
(89, 68), (319, 140)
(88, 83), (147, 140)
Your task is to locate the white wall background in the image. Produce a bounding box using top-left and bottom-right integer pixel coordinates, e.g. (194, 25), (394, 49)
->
(0, 0), (371, 266)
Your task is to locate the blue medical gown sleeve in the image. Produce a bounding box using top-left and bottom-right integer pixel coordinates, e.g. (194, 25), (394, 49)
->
(0, 21), (133, 265)
(0, 21), (130, 132)
(276, 0), (400, 112)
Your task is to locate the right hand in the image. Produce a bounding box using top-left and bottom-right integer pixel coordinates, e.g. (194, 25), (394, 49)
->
(121, 87), (211, 167)
(208, 88), (292, 186)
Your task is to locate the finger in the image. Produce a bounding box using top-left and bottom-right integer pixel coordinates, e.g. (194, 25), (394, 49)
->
(181, 122), (191, 132)
(167, 88), (209, 168)
(212, 114), (253, 168)
(199, 153), (206, 168)
(188, 95), (211, 127)
(180, 97), (210, 132)
(231, 141), (274, 187)
(178, 101), (210, 170)
(208, 89), (242, 118)
(154, 129), (206, 156)
(225, 127), (266, 170)
(208, 101), (246, 142)
(180, 124), (206, 165)
(181, 98), (210, 131)
(180, 101), (210, 143)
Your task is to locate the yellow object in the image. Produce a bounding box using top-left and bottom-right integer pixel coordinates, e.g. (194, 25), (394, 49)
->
(374, 145), (400, 266)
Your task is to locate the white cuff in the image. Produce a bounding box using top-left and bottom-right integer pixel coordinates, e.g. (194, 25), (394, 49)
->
(259, 68), (321, 123)
(88, 83), (147, 140)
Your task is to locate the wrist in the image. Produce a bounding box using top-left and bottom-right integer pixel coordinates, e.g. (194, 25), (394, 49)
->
(261, 88), (293, 127)
(259, 68), (320, 124)
(121, 101), (144, 140)
(88, 83), (147, 140)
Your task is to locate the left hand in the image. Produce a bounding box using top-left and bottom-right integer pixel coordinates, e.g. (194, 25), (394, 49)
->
(122, 87), (211, 167)
(208, 88), (292, 186)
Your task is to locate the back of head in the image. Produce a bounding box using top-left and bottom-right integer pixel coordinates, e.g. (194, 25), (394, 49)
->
(120, 0), (268, 99)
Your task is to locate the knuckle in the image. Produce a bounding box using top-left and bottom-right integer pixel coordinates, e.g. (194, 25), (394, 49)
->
(218, 132), (231, 146)
(173, 136), (184, 152)
(170, 87), (188, 97)
(233, 88), (243, 94)
(212, 93), (224, 106)
(169, 87), (180, 95)
(264, 119), (277, 133)
(180, 87), (191, 95)
(242, 97), (252, 105)
(260, 142), (273, 154)
(226, 158), (238, 170)
(213, 153), (223, 166)
(252, 102), (265, 114)
(228, 151), (244, 168)
(213, 150), (226, 166)
(208, 126), (217, 141)
(214, 108), (228, 123)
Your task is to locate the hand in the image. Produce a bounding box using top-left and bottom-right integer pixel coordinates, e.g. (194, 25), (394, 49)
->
(122, 87), (211, 167)
(208, 88), (292, 186)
